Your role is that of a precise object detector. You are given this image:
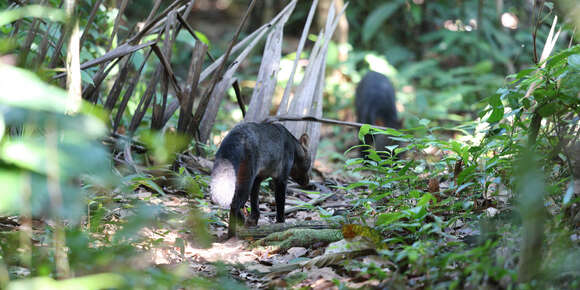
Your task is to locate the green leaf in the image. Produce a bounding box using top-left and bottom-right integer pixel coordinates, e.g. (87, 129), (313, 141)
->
(488, 94), (502, 107)
(367, 149), (381, 162)
(358, 124), (371, 142)
(418, 193), (436, 207)
(405, 206), (427, 219)
(362, 2), (403, 43)
(377, 212), (403, 226)
(486, 107), (504, 123)
(0, 65), (68, 112)
(142, 179), (166, 196)
(194, 30), (211, 48)
(457, 165), (477, 184)
(513, 68), (535, 81)
(0, 170), (24, 214)
(568, 54), (580, 70)
(0, 5), (66, 27)
(6, 272), (125, 290)
(537, 102), (558, 117)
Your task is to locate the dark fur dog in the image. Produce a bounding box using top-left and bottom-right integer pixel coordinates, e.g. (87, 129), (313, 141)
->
(355, 71), (402, 156)
(210, 122), (311, 236)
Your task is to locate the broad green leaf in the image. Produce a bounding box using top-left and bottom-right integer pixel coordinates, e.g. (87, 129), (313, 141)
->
(513, 68), (535, 81)
(194, 31), (211, 47)
(0, 65), (68, 112)
(362, 2), (403, 43)
(1, 137), (110, 178)
(377, 212), (403, 226)
(418, 193), (436, 207)
(358, 124), (371, 142)
(6, 272), (125, 290)
(568, 54), (580, 70)
(486, 107), (504, 123)
(0, 170), (24, 214)
(405, 205), (427, 219)
(457, 164), (477, 184)
(537, 102), (558, 117)
(0, 5), (66, 27)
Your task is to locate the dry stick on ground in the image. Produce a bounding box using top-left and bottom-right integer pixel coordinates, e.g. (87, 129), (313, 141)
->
(235, 220), (342, 239)
(264, 192), (336, 217)
(255, 228), (343, 253)
(268, 249), (376, 274)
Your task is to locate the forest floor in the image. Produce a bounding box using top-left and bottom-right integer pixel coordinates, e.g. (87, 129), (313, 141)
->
(107, 125), (399, 289)
(93, 125), (492, 289)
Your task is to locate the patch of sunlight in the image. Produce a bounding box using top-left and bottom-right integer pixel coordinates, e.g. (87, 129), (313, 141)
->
(364, 54), (397, 80)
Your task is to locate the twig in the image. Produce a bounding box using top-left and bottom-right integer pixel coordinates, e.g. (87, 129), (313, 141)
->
(235, 220), (341, 239)
(264, 191), (336, 217)
(265, 114), (393, 131)
(175, 12), (246, 117)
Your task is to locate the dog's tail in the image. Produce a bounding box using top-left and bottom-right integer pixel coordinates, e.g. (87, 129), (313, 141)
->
(210, 158), (237, 209)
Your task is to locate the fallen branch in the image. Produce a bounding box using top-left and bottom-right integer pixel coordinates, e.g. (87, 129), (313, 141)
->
(264, 191), (335, 217)
(269, 249), (376, 274)
(235, 220), (341, 239)
(255, 228), (342, 253)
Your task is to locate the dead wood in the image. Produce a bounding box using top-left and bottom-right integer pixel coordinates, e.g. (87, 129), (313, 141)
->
(268, 249), (376, 274)
(177, 41), (207, 134)
(243, 1), (293, 122)
(191, 0), (258, 142)
(112, 49), (153, 131)
(103, 55), (132, 110)
(276, 1), (348, 161)
(255, 228), (343, 253)
(277, 0), (318, 115)
(53, 41), (157, 79)
(174, 13), (246, 118)
(104, 133), (148, 154)
(128, 65), (162, 134)
(235, 220), (341, 239)
(264, 192), (336, 217)
(106, 0), (129, 52)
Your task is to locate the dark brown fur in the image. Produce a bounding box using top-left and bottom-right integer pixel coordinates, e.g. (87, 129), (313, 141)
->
(210, 122), (311, 236)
